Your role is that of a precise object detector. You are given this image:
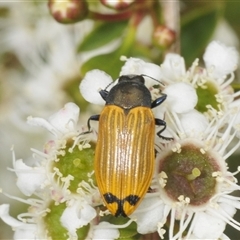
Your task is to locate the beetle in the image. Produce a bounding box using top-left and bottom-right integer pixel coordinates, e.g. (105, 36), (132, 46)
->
(87, 74), (172, 217)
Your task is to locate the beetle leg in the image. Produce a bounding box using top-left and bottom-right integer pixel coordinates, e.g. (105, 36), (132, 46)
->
(99, 89), (109, 101)
(151, 93), (167, 109)
(155, 118), (173, 140)
(87, 114), (100, 131)
(78, 115), (100, 136)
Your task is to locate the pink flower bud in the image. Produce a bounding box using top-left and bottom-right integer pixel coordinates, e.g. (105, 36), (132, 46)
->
(153, 25), (176, 49)
(48, 0), (88, 24)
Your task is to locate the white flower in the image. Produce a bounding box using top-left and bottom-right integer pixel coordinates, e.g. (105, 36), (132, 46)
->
(1, 103), (98, 239)
(155, 106), (240, 239)
(203, 41), (239, 79)
(164, 82), (197, 113)
(159, 41), (238, 121)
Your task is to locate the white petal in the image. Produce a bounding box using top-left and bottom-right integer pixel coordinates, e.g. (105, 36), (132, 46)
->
(92, 222), (120, 240)
(0, 204), (23, 228)
(161, 53), (186, 81)
(130, 197), (165, 234)
(192, 211), (226, 239)
(27, 116), (55, 133)
(164, 83), (197, 113)
(0, 206), (38, 240)
(60, 200), (96, 236)
(203, 41), (239, 79)
(48, 102), (80, 134)
(14, 159), (45, 196)
(27, 103), (80, 136)
(120, 57), (146, 75)
(218, 201), (237, 218)
(227, 103), (240, 138)
(218, 196), (240, 211)
(179, 110), (209, 135)
(14, 224), (38, 240)
(120, 57), (162, 82)
(80, 69), (113, 105)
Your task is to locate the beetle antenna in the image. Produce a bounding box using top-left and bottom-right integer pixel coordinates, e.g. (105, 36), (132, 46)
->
(140, 74), (165, 86)
(104, 81), (115, 90)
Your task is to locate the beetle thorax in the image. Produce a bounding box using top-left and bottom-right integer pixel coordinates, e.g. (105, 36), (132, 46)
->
(106, 82), (152, 110)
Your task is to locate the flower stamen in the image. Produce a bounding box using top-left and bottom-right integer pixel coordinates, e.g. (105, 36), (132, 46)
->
(186, 168), (201, 181)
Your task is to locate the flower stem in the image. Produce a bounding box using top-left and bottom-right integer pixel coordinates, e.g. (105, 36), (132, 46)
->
(160, 0), (180, 54)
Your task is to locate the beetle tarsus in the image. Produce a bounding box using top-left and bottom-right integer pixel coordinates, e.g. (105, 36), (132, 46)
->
(155, 118), (173, 141)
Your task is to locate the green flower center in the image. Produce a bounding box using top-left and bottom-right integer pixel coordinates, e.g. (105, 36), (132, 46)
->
(159, 143), (220, 205)
(195, 80), (219, 113)
(53, 139), (96, 193)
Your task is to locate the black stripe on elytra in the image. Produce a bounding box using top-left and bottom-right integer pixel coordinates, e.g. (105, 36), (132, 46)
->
(103, 192), (140, 217)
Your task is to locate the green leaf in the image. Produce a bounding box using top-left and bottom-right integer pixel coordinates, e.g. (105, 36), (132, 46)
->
(232, 83), (240, 92)
(225, 1), (240, 38)
(80, 51), (123, 79)
(78, 21), (128, 52)
(80, 23), (137, 79)
(181, 5), (222, 66)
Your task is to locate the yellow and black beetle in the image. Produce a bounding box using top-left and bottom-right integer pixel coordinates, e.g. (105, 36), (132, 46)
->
(87, 74), (171, 217)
